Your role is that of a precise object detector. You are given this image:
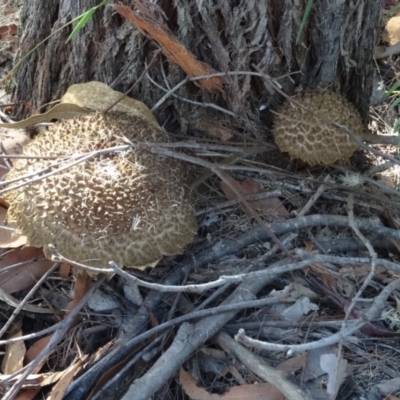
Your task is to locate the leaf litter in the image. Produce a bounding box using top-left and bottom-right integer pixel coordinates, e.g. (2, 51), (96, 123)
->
(2, 2), (400, 400)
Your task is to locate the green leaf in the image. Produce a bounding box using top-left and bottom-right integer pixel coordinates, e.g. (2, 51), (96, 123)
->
(387, 79), (400, 96)
(390, 97), (400, 109)
(393, 118), (400, 134)
(296, 0), (313, 44)
(389, 3), (400, 16)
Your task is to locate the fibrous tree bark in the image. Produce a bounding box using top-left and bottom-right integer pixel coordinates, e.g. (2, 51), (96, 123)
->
(14, 0), (381, 128)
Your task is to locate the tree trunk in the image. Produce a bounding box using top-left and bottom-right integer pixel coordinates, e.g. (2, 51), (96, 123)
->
(14, 0), (381, 129)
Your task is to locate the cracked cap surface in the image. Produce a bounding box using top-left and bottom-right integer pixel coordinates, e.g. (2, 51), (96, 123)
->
(4, 111), (197, 269)
(273, 90), (364, 166)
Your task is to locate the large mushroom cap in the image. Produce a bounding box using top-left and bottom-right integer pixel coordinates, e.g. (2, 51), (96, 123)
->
(272, 90), (364, 166)
(4, 111), (197, 269)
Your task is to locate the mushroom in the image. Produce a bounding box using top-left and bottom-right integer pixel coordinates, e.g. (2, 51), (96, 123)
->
(273, 90), (364, 166)
(4, 86), (197, 269)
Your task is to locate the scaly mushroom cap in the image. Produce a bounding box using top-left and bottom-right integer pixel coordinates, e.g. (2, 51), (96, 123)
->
(273, 91), (364, 166)
(4, 112), (197, 269)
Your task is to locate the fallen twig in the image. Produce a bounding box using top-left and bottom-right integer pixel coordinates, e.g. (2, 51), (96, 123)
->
(0, 263), (60, 340)
(2, 276), (107, 400)
(215, 331), (312, 400)
(234, 277), (400, 355)
(344, 193), (378, 325)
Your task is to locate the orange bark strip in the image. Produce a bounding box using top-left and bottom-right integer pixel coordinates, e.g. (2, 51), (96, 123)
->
(115, 2), (224, 93)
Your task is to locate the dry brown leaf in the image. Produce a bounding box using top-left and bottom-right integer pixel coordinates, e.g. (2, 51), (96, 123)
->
(14, 389), (40, 400)
(276, 353), (306, 373)
(24, 336), (51, 365)
(0, 247), (53, 293)
(19, 336), (52, 400)
(308, 265), (337, 292)
(383, 15), (400, 45)
(49, 358), (86, 400)
(2, 129), (31, 158)
(0, 121), (30, 184)
(220, 174), (289, 218)
(340, 264), (399, 286)
(179, 368), (286, 400)
(1, 363), (87, 391)
(58, 263), (71, 279)
(0, 23), (17, 38)
(221, 365), (247, 385)
(304, 242), (314, 253)
(0, 127), (31, 181)
(195, 120), (234, 142)
(1, 329), (26, 374)
(0, 205), (27, 248)
(115, 2), (223, 93)
(65, 270), (92, 313)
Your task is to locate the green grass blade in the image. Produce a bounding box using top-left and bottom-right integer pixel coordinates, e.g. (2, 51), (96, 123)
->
(66, 0), (110, 43)
(296, 0), (313, 44)
(390, 97), (400, 109)
(393, 118), (400, 134)
(67, 9), (96, 42)
(387, 80), (400, 96)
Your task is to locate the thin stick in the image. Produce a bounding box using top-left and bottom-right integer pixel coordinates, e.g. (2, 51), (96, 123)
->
(215, 332), (311, 400)
(0, 257), (49, 275)
(0, 110), (14, 124)
(0, 263), (60, 340)
(90, 334), (166, 400)
(0, 320), (66, 346)
(235, 278), (400, 355)
(104, 50), (161, 113)
(151, 70), (282, 111)
(146, 68), (237, 117)
(2, 276), (107, 400)
(197, 190), (283, 215)
(344, 193), (377, 325)
(297, 184), (327, 217)
(109, 255), (372, 293)
(0, 145), (129, 195)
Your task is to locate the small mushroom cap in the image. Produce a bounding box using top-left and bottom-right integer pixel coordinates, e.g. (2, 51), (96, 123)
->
(4, 112), (197, 269)
(273, 91), (364, 166)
